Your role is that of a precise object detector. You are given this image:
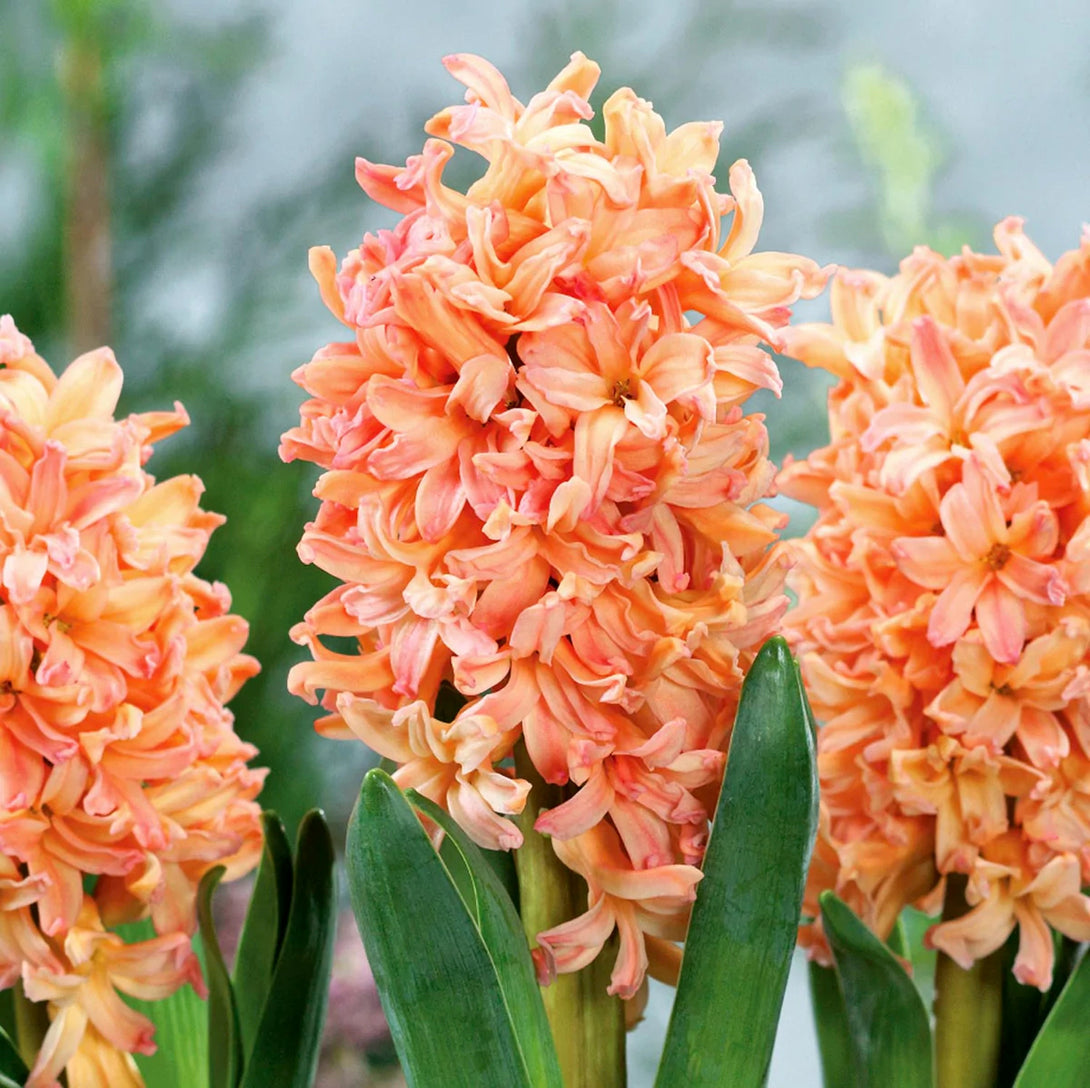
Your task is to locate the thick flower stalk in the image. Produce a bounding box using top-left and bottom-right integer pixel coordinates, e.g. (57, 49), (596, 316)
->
(283, 52), (828, 1000)
(0, 316), (264, 1087)
(783, 222), (1090, 990)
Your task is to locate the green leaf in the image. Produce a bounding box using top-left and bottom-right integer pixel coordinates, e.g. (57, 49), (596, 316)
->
(0, 1023), (27, 1086)
(347, 768), (561, 1088)
(809, 961), (857, 1088)
(655, 635), (818, 1087)
(1013, 945), (1090, 1087)
(820, 892), (933, 1088)
(239, 809), (336, 1088)
(116, 918), (209, 1088)
(409, 790), (563, 1088)
(197, 866), (243, 1088)
(233, 811), (293, 1062)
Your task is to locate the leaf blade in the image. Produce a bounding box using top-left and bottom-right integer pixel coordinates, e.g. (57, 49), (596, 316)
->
(409, 790), (562, 1088)
(197, 866), (243, 1088)
(820, 892), (933, 1088)
(239, 809), (336, 1088)
(655, 635), (819, 1087)
(346, 768), (542, 1088)
(232, 810), (293, 1063)
(1013, 945), (1090, 1087)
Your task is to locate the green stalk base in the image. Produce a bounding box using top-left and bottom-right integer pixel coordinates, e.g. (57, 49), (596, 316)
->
(514, 744), (626, 1088)
(933, 875), (1003, 1088)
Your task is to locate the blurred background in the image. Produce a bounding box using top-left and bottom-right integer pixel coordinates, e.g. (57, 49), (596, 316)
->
(2, 1), (1088, 1084)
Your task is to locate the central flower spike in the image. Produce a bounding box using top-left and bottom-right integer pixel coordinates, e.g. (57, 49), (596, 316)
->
(282, 53), (829, 999)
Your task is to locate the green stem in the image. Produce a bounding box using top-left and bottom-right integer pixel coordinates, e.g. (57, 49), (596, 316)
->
(514, 744), (626, 1088)
(933, 875), (1003, 1088)
(13, 981), (50, 1071)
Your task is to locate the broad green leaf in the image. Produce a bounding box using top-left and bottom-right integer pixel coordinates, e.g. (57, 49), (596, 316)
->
(240, 809), (336, 1088)
(0, 1023), (27, 1086)
(655, 636), (818, 1087)
(347, 768), (558, 1088)
(117, 918), (209, 1088)
(409, 790), (562, 1088)
(196, 866), (242, 1088)
(1013, 944), (1090, 1087)
(820, 892), (933, 1088)
(233, 811), (293, 1061)
(808, 961), (856, 1088)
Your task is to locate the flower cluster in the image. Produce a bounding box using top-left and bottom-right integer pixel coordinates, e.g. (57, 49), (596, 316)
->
(782, 222), (1090, 988)
(0, 317), (264, 1086)
(282, 53), (827, 998)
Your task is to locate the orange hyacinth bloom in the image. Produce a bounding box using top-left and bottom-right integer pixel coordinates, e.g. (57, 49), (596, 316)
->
(0, 317), (263, 1087)
(283, 54), (828, 999)
(784, 222), (1090, 988)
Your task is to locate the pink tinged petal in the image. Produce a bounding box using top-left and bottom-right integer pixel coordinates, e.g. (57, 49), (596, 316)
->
(534, 764), (615, 839)
(448, 354), (513, 422)
(389, 616), (441, 698)
(66, 474), (143, 529)
(892, 535), (963, 589)
(522, 364), (610, 412)
(308, 246), (346, 321)
(1017, 707), (1069, 768)
(863, 403), (946, 452)
(441, 53), (519, 119)
(471, 556), (551, 639)
(719, 159), (763, 261)
(623, 383), (668, 439)
(353, 158), (425, 214)
(26, 440), (67, 533)
(415, 456), (466, 541)
(627, 718), (688, 767)
(637, 333), (713, 405)
(594, 859), (703, 903)
(997, 553), (1067, 607)
(937, 481), (998, 562)
(508, 596), (568, 665)
(368, 426), (462, 479)
(610, 797), (674, 869)
(940, 475), (998, 561)
(49, 347), (123, 427)
(447, 776), (523, 851)
(286, 649), (393, 705)
(926, 884), (1015, 969)
(546, 476), (592, 534)
(1042, 298), (1090, 362)
(534, 893), (617, 981)
(25, 1002), (90, 1088)
(975, 579), (1025, 665)
(1011, 900), (1055, 990)
(927, 567), (987, 648)
(366, 376), (447, 431)
(909, 317), (963, 420)
(573, 406), (628, 511)
(607, 902), (649, 999)
(72, 620), (161, 678)
(473, 770), (530, 817)
(2, 546), (48, 603)
(522, 703), (572, 786)
(43, 528), (99, 590)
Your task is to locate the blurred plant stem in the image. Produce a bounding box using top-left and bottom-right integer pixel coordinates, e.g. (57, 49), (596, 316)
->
(60, 18), (112, 355)
(514, 744), (626, 1088)
(933, 874), (1002, 1088)
(12, 982), (48, 1071)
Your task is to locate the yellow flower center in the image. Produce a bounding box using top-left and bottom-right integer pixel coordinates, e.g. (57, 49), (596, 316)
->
(985, 543), (1010, 570)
